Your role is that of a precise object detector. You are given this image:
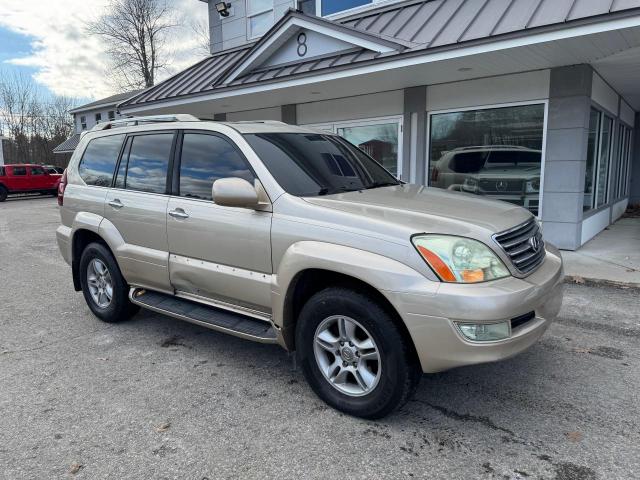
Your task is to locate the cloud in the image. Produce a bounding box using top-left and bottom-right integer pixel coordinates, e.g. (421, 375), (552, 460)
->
(0, 0), (208, 100)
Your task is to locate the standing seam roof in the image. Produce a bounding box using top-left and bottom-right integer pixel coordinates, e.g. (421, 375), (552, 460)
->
(120, 0), (640, 108)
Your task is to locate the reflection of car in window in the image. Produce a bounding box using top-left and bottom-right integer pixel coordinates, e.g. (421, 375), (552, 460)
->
(430, 146), (541, 214)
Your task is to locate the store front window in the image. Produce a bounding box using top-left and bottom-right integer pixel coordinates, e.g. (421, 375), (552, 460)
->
(429, 104), (545, 215)
(308, 117), (402, 178)
(584, 108), (614, 211)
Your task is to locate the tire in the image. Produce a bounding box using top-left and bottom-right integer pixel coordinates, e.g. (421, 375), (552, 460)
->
(79, 242), (139, 323)
(0, 186), (7, 202)
(296, 287), (421, 419)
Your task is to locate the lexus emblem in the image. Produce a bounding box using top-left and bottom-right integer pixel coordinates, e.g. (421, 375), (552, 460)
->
(496, 180), (508, 192)
(529, 236), (540, 252)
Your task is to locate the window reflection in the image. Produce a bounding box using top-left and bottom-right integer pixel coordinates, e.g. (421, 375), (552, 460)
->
(429, 104), (544, 215)
(337, 123), (399, 177)
(124, 134), (173, 194)
(179, 134), (254, 201)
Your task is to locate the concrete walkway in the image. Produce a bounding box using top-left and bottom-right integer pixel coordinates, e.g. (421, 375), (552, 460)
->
(561, 215), (640, 286)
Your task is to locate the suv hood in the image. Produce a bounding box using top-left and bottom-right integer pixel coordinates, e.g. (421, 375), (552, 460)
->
(303, 184), (532, 235)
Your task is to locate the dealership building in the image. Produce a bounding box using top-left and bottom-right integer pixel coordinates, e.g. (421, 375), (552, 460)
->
(117, 0), (640, 250)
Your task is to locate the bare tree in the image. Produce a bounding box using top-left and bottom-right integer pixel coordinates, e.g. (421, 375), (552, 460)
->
(87, 0), (176, 90)
(0, 70), (77, 165)
(188, 16), (211, 57)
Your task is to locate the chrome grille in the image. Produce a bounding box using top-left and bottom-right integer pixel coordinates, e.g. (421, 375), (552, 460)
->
(493, 218), (545, 275)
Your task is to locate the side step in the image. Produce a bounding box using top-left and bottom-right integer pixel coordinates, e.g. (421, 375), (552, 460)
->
(129, 288), (278, 344)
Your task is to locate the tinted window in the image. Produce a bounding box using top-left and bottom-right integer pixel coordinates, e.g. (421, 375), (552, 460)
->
(79, 134), (125, 187)
(30, 166), (45, 175)
(179, 133), (254, 201)
(12, 167), (27, 176)
(0, 167), (5, 176)
(122, 133), (173, 194)
(244, 133), (399, 197)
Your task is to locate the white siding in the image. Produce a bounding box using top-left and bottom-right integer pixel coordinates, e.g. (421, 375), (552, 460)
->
(227, 106), (282, 121)
(591, 72), (619, 116)
(297, 90), (403, 125)
(620, 100), (635, 126)
(426, 70), (551, 111)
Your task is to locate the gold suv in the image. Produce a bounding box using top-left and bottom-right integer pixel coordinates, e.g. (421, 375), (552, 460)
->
(56, 115), (564, 418)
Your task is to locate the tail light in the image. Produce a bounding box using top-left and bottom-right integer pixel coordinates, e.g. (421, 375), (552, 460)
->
(57, 169), (68, 206)
(430, 167), (439, 183)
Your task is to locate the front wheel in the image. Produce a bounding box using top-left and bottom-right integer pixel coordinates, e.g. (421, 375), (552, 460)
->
(296, 287), (421, 419)
(79, 242), (139, 323)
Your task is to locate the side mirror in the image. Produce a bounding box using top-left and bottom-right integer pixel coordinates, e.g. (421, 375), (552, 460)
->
(212, 177), (259, 209)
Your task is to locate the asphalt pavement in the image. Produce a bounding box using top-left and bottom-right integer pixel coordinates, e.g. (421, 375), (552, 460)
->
(1, 196), (638, 479)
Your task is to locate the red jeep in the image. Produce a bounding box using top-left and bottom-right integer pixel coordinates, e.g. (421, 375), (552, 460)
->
(0, 164), (62, 202)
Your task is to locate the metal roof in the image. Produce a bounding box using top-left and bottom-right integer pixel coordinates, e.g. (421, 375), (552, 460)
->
(119, 0), (640, 109)
(70, 90), (142, 114)
(53, 134), (81, 154)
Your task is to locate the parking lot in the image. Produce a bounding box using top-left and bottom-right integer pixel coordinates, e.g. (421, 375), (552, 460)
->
(1, 196), (639, 479)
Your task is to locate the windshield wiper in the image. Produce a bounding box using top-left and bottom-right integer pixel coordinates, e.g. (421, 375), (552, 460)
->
(364, 181), (399, 190)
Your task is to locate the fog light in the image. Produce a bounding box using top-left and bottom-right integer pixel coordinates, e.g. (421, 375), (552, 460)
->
(455, 321), (510, 341)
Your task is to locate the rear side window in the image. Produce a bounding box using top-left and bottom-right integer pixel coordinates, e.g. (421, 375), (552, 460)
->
(118, 133), (174, 194)
(179, 133), (254, 201)
(0, 167), (5, 176)
(79, 134), (125, 187)
(31, 166), (45, 175)
(12, 167), (27, 176)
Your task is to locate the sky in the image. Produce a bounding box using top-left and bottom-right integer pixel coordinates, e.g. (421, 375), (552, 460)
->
(0, 0), (208, 103)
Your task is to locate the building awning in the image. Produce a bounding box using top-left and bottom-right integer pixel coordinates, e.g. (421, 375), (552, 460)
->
(53, 134), (81, 154)
(118, 0), (640, 113)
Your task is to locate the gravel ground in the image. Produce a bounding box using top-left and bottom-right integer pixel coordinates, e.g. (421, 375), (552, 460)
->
(1, 196), (639, 480)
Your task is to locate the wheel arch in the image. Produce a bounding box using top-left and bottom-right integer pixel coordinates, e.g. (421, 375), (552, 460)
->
(274, 241), (432, 361)
(71, 229), (113, 291)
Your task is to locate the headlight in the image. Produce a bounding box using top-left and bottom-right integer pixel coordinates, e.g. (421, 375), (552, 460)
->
(462, 177), (478, 192)
(412, 235), (510, 283)
(525, 178), (540, 193)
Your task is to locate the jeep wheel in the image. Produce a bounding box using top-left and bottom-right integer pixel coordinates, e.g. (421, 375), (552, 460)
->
(79, 242), (139, 323)
(0, 186), (7, 202)
(296, 287), (421, 419)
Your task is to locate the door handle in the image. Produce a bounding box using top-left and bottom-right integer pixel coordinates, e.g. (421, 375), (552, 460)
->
(168, 208), (189, 219)
(108, 199), (124, 209)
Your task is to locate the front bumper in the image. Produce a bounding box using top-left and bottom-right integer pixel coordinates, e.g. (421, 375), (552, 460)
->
(387, 245), (564, 373)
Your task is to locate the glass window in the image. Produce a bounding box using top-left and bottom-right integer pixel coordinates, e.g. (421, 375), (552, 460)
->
(595, 116), (612, 208)
(429, 104), (544, 215)
(80, 116), (87, 130)
(108, 111), (115, 121)
(120, 133), (173, 194)
(78, 134), (125, 187)
(95, 113), (102, 124)
(321, 0), (372, 15)
(584, 108), (600, 211)
(244, 132), (399, 197)
(336, 122), (400, 177)
(30, 166), (45, 176)
(297, 0), (316, 14)
(179, 134), (254, 201)
(12, 166), (27, 176)
(0, 167), (5, 176)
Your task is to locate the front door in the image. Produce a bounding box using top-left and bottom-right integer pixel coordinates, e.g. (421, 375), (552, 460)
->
(103, 131), (176, 293)
(166, 131), (272, 314)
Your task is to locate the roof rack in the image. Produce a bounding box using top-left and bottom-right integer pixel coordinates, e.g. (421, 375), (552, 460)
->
(90, 114), (200, 132)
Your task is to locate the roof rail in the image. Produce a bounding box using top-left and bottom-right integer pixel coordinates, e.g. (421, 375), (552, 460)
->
(90, 114), (200, 132)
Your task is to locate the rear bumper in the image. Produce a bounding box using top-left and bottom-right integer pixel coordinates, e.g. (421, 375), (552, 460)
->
(387, 245), (564, 373)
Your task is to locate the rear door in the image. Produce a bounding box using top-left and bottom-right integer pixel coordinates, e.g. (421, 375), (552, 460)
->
(166, 131), (272, 314)
(104, 131), (176, 293)
(8, 166), (28, 191)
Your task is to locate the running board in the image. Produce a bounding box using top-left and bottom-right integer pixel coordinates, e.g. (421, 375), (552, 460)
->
(129, 288), (278, 344)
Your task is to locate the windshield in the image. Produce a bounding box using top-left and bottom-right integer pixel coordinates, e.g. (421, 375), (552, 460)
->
(243, 132), (399, 197)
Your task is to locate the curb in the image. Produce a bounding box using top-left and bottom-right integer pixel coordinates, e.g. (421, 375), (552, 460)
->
(564, 275), (640, 290)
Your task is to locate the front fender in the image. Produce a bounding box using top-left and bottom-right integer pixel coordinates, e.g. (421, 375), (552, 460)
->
(272, 241), (439, 335)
